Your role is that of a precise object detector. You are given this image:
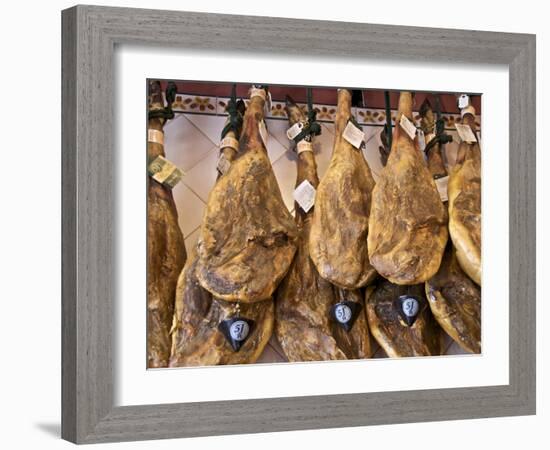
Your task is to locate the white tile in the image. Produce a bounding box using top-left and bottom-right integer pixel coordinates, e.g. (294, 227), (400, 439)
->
(163, 115), (216, 172)
(443, 130), (460, 169)
(265, 132), (289, 163)
(313, 129), (335, 179)
(171, 183), (206, 238)
(256, 344), (287, 364)
(182, 147), (219, 202)
(265, 118), (291, 150)
(446, 341), (468, 356)
(184, 227), (201, 255)
(321, 123), (335, 135)
(271, 152), (298, 213)
(362, 127), (385, 179)
(184, 114), (226, 145)
(363, 125), (380, 144)
(268, 335), (287, 360)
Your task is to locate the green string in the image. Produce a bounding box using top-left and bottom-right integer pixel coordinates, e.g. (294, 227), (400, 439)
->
(424, 95), (452, 154)
(220, 84), (244, 140)
(148, 81), (176, 122)
(292, 88), (322, 143)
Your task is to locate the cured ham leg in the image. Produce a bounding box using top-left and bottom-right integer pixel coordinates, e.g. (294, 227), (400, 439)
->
(448, 108), (481, 285)
(196, 87), (298, 302)
(275, 97), (371, 361)
(170, 98), (274, 367)
(309, 89), (377, 289)
(425, 245), (481, 353)
(366, 280), (442, 357)
(147, 81), (186, 368)
(419, 98), (448, 179)
(368, 92), (448, 285)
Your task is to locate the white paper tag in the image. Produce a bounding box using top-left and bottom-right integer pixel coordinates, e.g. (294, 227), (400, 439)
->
(399, 115), (417, 140)
(434, 176), (449, 202)
(220, 136), (239, 151)
(264, 91), (272, 117)
(286, 122), (304, 140)
(148, 155), (184, 188)
(259, 120), (268, 148)
(148, 129), (164, 145)
(458, 94), (470, 109)
(293, 179), (316, 213)
(455, 123), (477, 143)
(296, 140), (313, 154)
(417, 129), (426, 152)
(217, 153), (231, 175)
(342, 120), (364, 149)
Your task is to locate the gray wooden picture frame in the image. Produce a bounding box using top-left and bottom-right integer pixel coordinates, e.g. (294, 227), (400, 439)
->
(61, 5), (536, 444)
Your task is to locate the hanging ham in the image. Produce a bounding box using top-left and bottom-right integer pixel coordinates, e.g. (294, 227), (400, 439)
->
(366, 280), (442, 357)
(275, 97), (371, 362)
(309, 89), (377, 289)
(368, 91), (448, 285)
(419, 98), (448, 179)
(195, 86), (298, 302)
(147, 81), (186, 368)
(425, 245), (481, 354)
(170, 98), (274, 367)
(448, 107), (481, 285)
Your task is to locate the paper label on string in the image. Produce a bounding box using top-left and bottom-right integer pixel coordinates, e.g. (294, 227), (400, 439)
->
(216, 153), (231, 175)
(296, 140), (313, 154)
(148, 156), (184, 188)
(148, 129), (164, 145)
(342, 120), (365, 149)
(264, 91), (272, 117)
(220, 136), (239, 151)
(458, 94), (470, 109)
(455, 123), (477, 143)
(399, 115), (417, 140)
(293, 179), (316, 213)
(434, 175), (449, 202)
(286, 122), (304, 140)
(259, 120), (269, 148)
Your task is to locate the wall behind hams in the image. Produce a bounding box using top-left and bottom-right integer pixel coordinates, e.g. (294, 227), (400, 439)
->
(0, 1), (545, 450)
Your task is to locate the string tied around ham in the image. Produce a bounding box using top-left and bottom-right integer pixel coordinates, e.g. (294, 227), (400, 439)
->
(289, 88), (322, 144)
(220, 83), (245, 140)
(421, 96), (453, 158)
(148, 81), (177, 122)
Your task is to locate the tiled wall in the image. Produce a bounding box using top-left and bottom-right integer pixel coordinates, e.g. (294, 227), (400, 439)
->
(163, 103), (475, 361)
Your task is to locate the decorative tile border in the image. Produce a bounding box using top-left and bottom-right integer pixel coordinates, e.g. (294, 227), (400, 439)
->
(169, 94), (480, 130)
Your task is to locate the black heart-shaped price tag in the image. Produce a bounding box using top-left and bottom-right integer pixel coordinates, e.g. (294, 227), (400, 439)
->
(330, 301), (362, 332)
(218, 317), (254, 352)
(394, 295), (422, 327)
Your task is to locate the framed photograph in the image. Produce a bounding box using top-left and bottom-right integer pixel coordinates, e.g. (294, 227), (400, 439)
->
(62, 5), (536, 444)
